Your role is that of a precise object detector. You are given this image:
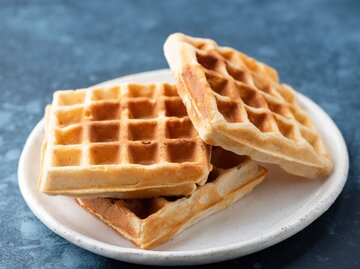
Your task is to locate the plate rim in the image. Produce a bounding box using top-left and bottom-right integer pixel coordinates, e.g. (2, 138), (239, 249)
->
(18, 69), (349, 265)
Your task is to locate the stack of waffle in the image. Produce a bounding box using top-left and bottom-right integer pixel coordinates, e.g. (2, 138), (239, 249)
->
(39, 33), (332, 249)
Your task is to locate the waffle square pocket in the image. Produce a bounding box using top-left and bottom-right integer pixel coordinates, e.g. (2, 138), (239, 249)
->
(39, 83), (212, 198)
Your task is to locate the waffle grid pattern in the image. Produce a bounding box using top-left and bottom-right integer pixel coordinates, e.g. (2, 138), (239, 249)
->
(164, 33), (333, 178)
(190, 42), (328, 156)
(49, 84), (207, 168)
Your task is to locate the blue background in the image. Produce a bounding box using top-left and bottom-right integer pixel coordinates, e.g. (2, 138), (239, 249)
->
(1, 0), (359, 268)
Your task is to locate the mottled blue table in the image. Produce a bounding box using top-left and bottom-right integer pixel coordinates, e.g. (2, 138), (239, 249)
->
(1, 0), (359, 268)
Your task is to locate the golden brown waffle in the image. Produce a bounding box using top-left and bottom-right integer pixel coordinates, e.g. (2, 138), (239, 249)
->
(164, 33), (333, 178)
(39, 83), (212, 198)
(76, 148), (267, 249)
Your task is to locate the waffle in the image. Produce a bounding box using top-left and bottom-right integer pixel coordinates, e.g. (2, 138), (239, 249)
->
(76, 148), (267, 249)
(39, 83), (212, 198)
(164, 33), (333, 179)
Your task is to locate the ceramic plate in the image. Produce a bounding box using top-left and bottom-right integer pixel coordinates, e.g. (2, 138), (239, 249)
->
(18, 69), (349, 265)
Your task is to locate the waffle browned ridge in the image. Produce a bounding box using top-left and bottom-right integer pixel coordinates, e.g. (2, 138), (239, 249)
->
(164, 33), (333, 178)
(39, 83), (212, 197)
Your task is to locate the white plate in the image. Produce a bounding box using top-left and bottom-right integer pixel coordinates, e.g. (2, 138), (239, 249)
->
(18, 69), (349, 266)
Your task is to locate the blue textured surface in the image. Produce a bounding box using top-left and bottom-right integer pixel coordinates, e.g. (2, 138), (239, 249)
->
(1, 0), (359, 268)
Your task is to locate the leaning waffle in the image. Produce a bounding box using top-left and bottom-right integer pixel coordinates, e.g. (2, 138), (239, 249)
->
(76, 148), (267, 249)
(164, 33), (332, 178)
(39, 83), (212, 198)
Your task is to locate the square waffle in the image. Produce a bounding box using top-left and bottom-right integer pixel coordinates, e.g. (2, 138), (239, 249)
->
(39, 83), (212, 198)
(76, 148), (267, 249)
(164, 33), (333, 179)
